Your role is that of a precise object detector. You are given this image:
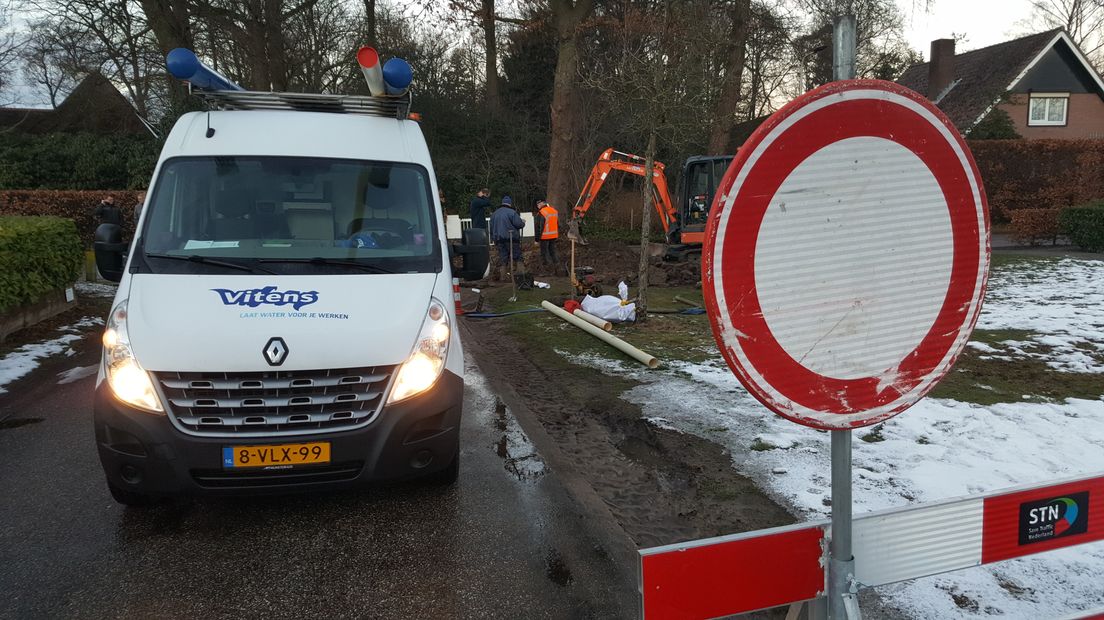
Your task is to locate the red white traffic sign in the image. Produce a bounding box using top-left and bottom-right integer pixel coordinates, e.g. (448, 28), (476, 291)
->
(703, 79), (990, 430)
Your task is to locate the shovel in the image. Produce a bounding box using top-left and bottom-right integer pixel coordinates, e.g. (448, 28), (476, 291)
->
(508, 229), (518, 303)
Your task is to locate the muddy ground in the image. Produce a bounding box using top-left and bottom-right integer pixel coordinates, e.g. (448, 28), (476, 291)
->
(459, 262), (906, 618)
(461, 286), (793, 550)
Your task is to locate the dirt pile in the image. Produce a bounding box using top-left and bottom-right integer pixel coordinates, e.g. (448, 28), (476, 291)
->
(656, 260), (700, 287)
(477, 238), (700, 288)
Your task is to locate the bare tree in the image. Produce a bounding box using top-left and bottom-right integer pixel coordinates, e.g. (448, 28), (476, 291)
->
(0, 3), (23, 104)
(707, 0), (752, 154)
(283, 0), (360, 93)
(443, 0), (533, 114)
(364, 0), (376, 46)
(545, 0), (595, 221)
(1024, 0), (1104, 67)
(583, 0), (715, 321)
(19, 18), (84, 107)
(23, 0), (164, 117)
(744, 2), (800, 119)
(793, 0), (911, 91)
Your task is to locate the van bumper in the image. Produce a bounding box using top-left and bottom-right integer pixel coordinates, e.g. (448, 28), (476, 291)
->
(93, 370), (463, 498)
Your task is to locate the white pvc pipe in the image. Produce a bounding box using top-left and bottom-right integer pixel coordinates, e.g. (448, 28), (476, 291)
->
(573, 308), (611, 332)
(541, 301), (659, 369)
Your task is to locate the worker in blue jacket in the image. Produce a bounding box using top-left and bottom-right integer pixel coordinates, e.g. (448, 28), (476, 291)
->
(469, 188), (490, 230)
(489, 195), (525, 281)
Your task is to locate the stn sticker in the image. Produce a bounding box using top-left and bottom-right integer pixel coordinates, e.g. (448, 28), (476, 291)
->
(1019, 491), (1089, 545)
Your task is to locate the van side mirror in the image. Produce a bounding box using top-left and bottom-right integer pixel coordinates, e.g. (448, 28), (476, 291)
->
(93, 223), (127, 282)
(453, 227), (490, 282)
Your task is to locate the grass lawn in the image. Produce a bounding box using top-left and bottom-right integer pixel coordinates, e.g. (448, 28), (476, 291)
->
(473, 253), (1103, 406)
(475, 277), (717, 367)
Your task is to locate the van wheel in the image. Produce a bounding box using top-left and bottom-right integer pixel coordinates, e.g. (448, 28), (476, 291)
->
(108, 482), (154, 506)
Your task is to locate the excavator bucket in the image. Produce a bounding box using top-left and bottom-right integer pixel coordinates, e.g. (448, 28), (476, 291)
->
(566, 218), (587, 245)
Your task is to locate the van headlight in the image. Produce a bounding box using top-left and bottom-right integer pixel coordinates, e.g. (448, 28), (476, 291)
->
(388, 299), (450, 404)
(102, 300), (163, 413)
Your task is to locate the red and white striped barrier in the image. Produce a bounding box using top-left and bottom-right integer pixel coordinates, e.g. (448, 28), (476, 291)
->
(451, 277), (463, 316)
(640, 473), (1104, 618)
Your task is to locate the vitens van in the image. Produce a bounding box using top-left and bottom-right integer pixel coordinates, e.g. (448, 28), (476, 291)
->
(92, 51), (489, 505)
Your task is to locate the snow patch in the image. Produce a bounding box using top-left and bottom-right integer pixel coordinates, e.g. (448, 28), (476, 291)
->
(977, 258), (1104, 373)
(75, 281), (118, 299)
(559, 257), (1104, 617)
(0, 334), (84, 393)
(57, 365), (98, 385)
(0, 316), (103, 393)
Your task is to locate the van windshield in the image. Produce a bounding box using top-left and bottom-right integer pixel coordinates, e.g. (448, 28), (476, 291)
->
(139, 156), (441, 275)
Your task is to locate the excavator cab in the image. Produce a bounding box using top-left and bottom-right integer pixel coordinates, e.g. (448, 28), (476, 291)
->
(671, 155), (734, 250)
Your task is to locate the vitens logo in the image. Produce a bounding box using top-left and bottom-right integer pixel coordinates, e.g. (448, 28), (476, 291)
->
(212, 286), (319, 311)
(1018, 491), (1089, 545)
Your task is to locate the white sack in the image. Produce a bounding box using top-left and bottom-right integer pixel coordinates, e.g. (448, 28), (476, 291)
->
(581, 294), (636, 323)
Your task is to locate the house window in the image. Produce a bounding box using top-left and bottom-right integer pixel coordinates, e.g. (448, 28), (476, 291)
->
(1028, 93), (1068, 126)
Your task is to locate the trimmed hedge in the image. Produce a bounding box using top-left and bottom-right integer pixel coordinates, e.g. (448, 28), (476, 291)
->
(0, 132), (159, 190)
(1059, 203), (1104, 252)
(968, 139), (1104, 222)
(0, 216), (83, 314)
(1009, 208), (1062, 245)
(0, 190), (142, 248)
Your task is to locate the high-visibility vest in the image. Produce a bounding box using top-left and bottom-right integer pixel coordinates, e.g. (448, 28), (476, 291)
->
(539, 205), (559, 240)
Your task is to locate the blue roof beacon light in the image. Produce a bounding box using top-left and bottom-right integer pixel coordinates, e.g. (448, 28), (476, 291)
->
(166, 48), (244, 91)
(382, 58), (413, 96)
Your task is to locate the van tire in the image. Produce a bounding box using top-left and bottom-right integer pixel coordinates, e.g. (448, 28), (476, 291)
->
(108, 482), (154, 506)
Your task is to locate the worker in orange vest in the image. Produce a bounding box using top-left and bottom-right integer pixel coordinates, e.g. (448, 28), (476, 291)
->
(535, 199), (560, 273)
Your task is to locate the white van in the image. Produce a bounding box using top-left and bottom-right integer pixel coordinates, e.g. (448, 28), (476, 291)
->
(93, 85), (489, 505)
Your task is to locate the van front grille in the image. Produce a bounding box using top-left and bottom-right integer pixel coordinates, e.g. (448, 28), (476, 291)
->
(191, 461), (365, 488)
(155, 366), (394, 437)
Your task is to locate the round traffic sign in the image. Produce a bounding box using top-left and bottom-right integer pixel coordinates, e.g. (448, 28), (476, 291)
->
(703, 80), (989, 430)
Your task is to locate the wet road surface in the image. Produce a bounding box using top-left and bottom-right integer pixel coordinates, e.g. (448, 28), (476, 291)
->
(0, 330), (634, 619)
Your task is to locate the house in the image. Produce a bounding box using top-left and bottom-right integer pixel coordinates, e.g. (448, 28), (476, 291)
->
(0, 73), (152, 136)
(897, 29), (1104, 139)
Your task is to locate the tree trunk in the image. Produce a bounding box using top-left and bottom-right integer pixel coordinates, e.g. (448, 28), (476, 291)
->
(264, 0), (288, 91)
(636, 128), (657, 323)
(363, 0), (376, 47)
(138, 0), (193, 108)
(707, 0), (752, 155)
(140, 0), (193, 53)
(482, 0), (500, 112)
(546, 0), (594, 220)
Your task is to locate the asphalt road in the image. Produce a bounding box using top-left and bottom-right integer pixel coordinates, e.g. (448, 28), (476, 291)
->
(0, 327), (634, 619)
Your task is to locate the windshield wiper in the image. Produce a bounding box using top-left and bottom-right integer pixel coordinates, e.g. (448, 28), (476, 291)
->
(144, 252), (277, 274)
(258, 257), (395, 274)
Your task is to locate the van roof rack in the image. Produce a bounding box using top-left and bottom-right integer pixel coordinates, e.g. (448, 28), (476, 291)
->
(193, 89), (411, 119)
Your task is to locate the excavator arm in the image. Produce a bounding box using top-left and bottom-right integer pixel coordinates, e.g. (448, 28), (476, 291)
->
(571, 148), (677, 236)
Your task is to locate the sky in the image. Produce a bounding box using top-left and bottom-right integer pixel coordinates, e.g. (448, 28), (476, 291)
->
(898, 0), (1040, 56)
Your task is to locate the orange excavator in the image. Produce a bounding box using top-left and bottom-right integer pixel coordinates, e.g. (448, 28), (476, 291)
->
(571, 148), (733, 261)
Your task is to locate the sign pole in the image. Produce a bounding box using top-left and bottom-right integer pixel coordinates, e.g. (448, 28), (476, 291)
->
(828, 13), (859, 620)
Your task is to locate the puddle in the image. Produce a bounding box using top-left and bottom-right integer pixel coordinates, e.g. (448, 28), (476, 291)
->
(493, 398), (546, 482)
(0, 417), (44, 430)
(545, 549), (574, 587)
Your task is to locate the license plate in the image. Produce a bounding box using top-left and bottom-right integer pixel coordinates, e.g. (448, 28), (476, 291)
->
(222, 442), (331, 469)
